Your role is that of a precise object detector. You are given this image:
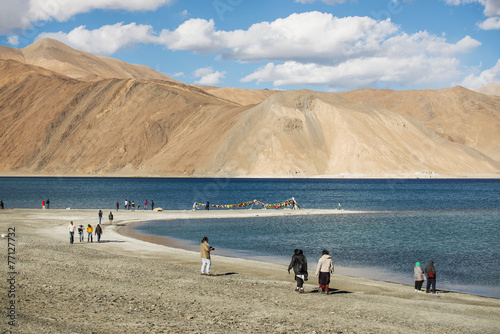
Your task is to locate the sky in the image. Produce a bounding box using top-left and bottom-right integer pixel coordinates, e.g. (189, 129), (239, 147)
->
(0, 0), (499, 92)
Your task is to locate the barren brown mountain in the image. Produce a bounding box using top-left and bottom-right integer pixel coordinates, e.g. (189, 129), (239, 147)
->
(0, 39), (499, 177)
(0, 38), (177, 82)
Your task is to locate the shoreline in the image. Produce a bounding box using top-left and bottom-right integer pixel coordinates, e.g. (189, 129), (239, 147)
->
(1, 209), (499, 333)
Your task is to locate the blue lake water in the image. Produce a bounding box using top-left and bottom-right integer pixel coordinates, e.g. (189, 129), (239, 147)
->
(1, 177), (499, 298)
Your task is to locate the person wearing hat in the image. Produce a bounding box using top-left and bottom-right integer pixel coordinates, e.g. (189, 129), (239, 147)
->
(414, 261), (425, 292)
(78, 224), (84, 242)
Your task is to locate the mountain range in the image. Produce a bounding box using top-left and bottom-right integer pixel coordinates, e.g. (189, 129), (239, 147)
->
(0, 38), (498, 177)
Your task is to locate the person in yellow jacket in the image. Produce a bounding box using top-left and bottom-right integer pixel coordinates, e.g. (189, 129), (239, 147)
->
(200, 236), (215, 275)
(86, 224), (93, 243)
(315, 250), (334, 294)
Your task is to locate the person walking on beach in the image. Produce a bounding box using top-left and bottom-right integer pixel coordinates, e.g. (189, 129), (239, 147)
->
(125, 199), (128, 210)
(95, 224), (103, 243)
(414, 261), (425, 292)
(200, 236), (215, 275)
(144, 200), (148, 210)
(87, 224), (93, 243)
(151, 200), (154, 210)
(46, 198), (50, 209)
(315, 250), (334, 294)
(116, 201), (119, 211)
(288, 249), (308, 293)
(108, 212), (114, 225)
(205, 201), (210, 210)
(425, 260), (437, 293)
(78, 224), (84, 242)
(0, 200), (4, 209)
(98, 210), (103, 224)
(68, 221), (75, 244)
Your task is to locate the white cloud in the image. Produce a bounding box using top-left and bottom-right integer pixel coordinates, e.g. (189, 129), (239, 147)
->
(7, 35), (19, 46)
(172, 72), (185, 77)
(460, 59), (500, 89)
(37, 22), (156, 55)
(193, 67), (226, 85)
(478, 16), (500, 29)
(0, 0), (172, 34)
(444, 0), (500, 29)
(242, 56), (462, 91)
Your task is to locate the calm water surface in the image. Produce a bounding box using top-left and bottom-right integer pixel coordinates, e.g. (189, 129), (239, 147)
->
(1, 177), (499, 297)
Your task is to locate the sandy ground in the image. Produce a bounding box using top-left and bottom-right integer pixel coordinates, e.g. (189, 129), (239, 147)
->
(1, 208), (499, 333)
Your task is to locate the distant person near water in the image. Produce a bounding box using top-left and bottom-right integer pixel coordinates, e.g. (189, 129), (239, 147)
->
(78, 225), (84, 242)
(425, 260), (437, 293)
(68, 221), (75, 244)
(95, 224), (103, 242)
(200, 236), (215, 275)
(42, 200), (45, 209)
(116, 201), (119, 211)
(151, 200), (154, 210)
(0, 200), (4, 209)
(315, 250), (334, 294)
(337, 202), (341, 210)
(124, 199), (128, 210)
(288, 249), (308, 293)
(414, 262), (425, 292)
(87, 224), (93, 243)
(108, 212), (114, 225)
(46, 198), (50, 209)
(144, 200), (148, 210)
(205, 201), (210, 210)
(98, 210), (103, 224)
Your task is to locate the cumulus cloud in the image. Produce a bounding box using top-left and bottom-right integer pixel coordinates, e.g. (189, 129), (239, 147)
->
(478, 16), (500, 29)
(151, 12), (480, 89)
(460, 59), (500, 89)
(445, 0), (500, 29)
(193, 67), (226, 85)
(7, 35), (19, 46)
(37, 22), (156, 55)
(33, 11), (481, 89)
(0, 0), (172, 34)
(241, 56), (462, 91)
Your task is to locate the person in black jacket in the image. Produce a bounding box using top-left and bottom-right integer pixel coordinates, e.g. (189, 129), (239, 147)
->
(425, 260), (437, 293)
(288, 249), (308, 293)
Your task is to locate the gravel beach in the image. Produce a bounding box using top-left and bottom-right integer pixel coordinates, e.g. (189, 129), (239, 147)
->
(1, 209), (499, 333)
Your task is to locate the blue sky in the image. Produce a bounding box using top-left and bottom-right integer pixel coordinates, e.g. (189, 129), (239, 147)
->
(0, 0), (499, 92)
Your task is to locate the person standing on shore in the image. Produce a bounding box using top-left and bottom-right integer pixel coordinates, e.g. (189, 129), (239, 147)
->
(78, 224), (84, 242)
(144, 200), (148, 210)
(425, 260), (437, 293)
(87, 224), (93, 243)
(42, 200), (45, 209)
(116, 201), (119, 211)
(0, 200), (4, 209)
(108, 212), (114, 225)
(125, 199), (128, 210)
(200, 236), (215, 275)
(98, 210), (103, 224)
(151, 200), (154, 210)
(315, 250), (334, 294)
(46, 198), (50, 209)
(68, 221), (75, 244)
(95, 224), (103, 243)
(414, 262), (425, 292)
(288, 249), (308, 293)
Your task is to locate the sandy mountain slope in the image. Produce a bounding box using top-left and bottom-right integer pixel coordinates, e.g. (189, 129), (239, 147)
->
(0, 38), (177, 82)
(196, 86), (278, 106)
(340, 87), (500, 162)
(1, 59), (497, 178)
(207, 90), (499, 177)
(475, 83), (500, 97)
